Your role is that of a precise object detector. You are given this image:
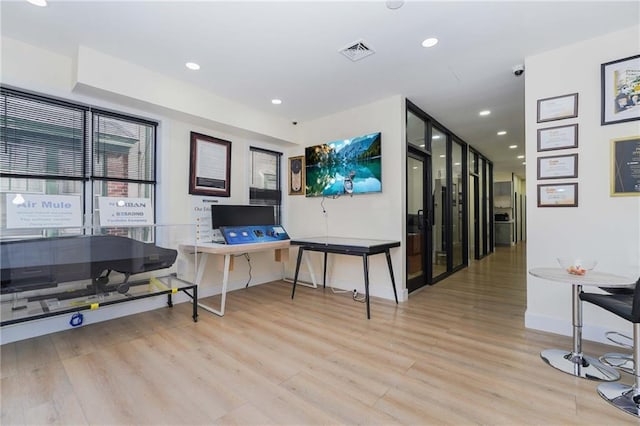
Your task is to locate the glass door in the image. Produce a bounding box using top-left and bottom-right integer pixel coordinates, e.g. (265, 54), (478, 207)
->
(407, 153), (428, 292)
(431, 127), (448, 279)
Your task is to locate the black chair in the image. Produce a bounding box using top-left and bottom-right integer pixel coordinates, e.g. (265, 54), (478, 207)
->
(580, 278), (640, 417)
(598, 286), (636, 374)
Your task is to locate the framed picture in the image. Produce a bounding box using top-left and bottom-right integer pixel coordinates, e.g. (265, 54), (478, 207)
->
(611, 136), (640, 196)
(537, 93), (578, 123)
(537, 124), (578, 152)
(601, 55), (640, 125)
(288, 156), (305, 195)
(537, 183), (578, 207)
(537, 153), (578, 180)
(188, 131), (232, 197)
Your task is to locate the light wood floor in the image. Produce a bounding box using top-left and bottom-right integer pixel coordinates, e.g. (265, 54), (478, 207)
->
(1, 243), (636, 425)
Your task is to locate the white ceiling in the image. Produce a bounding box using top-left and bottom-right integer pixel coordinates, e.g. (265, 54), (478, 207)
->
(2, 1), (639, 178)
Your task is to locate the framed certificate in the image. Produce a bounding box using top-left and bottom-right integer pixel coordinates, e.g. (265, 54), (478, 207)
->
(537, 154), (578, 180)
(537, 93), (578, 123)
(537, 183), (578, 207)
(611, 136), (640, 196)
(189, 132), (232, 197)
(537, 124), (578, 152)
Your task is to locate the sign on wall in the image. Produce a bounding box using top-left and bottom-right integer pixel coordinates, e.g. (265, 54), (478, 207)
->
(98, 197), (153, 226)
(6, 193), (82, 228)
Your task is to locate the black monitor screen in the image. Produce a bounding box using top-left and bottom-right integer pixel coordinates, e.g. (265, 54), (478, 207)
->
(211, 205), (275, 229)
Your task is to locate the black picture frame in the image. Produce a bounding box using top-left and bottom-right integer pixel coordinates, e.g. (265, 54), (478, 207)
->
(537, 183), (578, 207)
(188, 132), (232, 197)
(601, 54), (640, 126)
(537, 93), (578, 123)
(537, 124), (578, 152)
(537, 153), (578, 180)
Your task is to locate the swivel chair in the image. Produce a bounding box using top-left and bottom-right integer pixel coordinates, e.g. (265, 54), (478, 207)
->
(580, 277), (640, 417)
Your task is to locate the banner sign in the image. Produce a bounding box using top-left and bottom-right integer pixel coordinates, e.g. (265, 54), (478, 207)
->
(98, 197), (153, 226)
(6, 193), (82, 228)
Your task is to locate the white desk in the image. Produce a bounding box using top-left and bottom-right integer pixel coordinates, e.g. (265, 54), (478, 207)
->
(529, 267), (635, 381)
(181, 240), (290, 316)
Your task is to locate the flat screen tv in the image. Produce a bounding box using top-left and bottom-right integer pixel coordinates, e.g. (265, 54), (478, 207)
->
(211, 205), (275, 229)
(305, 132), (381, 197)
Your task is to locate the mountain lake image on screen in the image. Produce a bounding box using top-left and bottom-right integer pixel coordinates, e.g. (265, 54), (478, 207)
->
(304, 132), (381, 197)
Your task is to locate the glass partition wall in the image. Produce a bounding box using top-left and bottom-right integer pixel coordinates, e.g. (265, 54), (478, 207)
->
(406, 100), (491, 291)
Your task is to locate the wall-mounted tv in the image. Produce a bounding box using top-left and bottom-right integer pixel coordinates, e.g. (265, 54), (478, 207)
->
(305, 132), (381, 197)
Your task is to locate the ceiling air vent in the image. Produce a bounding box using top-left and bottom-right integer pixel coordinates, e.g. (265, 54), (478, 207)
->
(339, 40), (375, 62)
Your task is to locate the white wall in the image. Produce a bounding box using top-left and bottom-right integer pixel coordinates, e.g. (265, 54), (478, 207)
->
(0, 37), (299, 343)
(285, 96), (407, 301)
(525, 26), (640, 344)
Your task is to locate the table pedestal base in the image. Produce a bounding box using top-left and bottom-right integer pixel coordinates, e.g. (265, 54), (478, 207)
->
(597, 382), (640, 417)
(540, 349), (620, 381)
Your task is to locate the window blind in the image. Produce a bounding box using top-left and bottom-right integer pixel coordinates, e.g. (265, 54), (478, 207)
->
(1, 88), (87, 179)
(249, 147), (282, 224)
(92, 111), (155, 183)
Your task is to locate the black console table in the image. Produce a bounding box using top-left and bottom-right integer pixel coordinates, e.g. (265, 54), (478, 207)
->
(290, 236), (400, 319)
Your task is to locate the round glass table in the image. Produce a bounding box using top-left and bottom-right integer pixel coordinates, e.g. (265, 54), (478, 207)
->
(529, 267), (635, 381)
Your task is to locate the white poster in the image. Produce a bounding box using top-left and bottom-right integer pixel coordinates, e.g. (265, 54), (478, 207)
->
(98, 197), (154, 226)
(190, 196), (219, 243)
(6, 193), (82, 228)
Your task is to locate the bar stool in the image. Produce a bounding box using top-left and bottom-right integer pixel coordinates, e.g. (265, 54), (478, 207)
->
(580, 277), (640, 417)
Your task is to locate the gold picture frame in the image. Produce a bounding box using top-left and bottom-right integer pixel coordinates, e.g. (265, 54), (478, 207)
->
(288, 156), (305, 195)
(611, 136), (640, 196)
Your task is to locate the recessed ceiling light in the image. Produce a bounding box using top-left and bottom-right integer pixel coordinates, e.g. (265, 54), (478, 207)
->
(27, 0), (47, 6)
(271, 99), (282, 105)
(454, 162), (461, 166)
(439, 154), (446, 158)
(517, 155), (525, 159)
(419, 144), (425, 148)
(185, 62), (200, 70)
(522, 161), (526, 165)
(422, 38), (439, 48)
(412, 166), (418, 169)
(509, 145), (518, 149)
(497, 131), (507, 136)
(479, 110), (491, 116)
(432, 135), (441, 139)
(386, 0), (405, 10)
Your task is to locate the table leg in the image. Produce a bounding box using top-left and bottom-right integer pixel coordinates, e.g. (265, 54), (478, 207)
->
(192, 285), (198, 322)
(385, 249), (398, 304)
(540, 283), (620, 381)
(197, 253), (231, 317)
(323, 252), (328, 289)
(363, 254), (370, 319)
(291, 247), (304, 299)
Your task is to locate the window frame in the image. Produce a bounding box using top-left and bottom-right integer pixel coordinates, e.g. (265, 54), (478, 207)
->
(0, 87), (158, 239)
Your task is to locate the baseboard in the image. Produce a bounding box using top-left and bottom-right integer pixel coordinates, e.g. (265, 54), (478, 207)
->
(525, 311), (632, 347)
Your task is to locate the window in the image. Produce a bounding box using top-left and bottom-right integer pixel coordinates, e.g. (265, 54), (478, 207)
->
(249, 147), (282, 224)
(92, 111), (156, 234)
(0, 88), (157, 240)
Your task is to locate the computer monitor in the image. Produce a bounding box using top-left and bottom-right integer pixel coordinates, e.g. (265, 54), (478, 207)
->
(211, 205), (275, 229)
